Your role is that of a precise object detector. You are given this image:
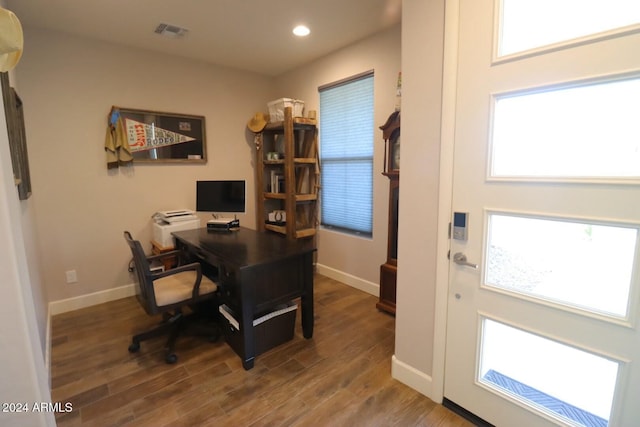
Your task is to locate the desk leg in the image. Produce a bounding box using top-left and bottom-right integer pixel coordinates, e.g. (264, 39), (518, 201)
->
(241, 325), (256, 370)
(240, 280), (256, 370)
(301, 252), (314, 339)
(242, 358), (255, 370)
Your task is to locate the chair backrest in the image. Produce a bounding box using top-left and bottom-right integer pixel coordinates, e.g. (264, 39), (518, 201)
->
(123, 231), (154, 307)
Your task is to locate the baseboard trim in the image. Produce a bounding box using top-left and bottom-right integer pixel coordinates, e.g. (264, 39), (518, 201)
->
(49, 283), (137, 316)
(315, 264), (378, 297)
(391, 354), (436, 401)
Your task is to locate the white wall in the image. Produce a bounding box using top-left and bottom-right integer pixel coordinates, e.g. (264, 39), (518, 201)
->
(1, 68), (49, 360)
(0, 107), (54, 425)
(0, 2), (55, 422)
(275, 25), (401, 294)
(392, 0), (446, 399)
(17, 28), (275, 302)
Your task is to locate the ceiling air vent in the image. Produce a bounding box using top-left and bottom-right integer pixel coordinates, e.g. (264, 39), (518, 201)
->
(154, 23), (189, 38)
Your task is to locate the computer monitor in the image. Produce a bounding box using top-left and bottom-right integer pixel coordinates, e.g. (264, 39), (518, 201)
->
(196, 180), (246, 215)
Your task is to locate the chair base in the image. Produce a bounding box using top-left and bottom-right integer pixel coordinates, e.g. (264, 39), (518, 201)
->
(128, 309), (221, 364)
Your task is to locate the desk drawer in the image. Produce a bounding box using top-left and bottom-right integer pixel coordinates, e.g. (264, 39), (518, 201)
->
(219, 266), (240, 307)
(184, 245), (220, 266)
(219, 303), (297, 357)
(179, 243), (223, 282)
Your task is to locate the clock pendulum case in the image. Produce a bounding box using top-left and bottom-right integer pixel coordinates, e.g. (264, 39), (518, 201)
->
(377, 111), (400, 315)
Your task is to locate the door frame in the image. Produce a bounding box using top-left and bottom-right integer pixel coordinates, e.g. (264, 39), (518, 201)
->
(431, 0), (461, 404)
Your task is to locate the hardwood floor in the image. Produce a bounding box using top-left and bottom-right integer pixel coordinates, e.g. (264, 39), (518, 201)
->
(51, 274), (474, 427)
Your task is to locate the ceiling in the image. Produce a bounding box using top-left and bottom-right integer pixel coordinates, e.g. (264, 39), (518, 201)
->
(7, 0), (402, 76)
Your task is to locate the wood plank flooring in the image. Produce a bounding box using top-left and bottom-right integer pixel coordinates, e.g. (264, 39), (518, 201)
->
(51, 274), (474, 426)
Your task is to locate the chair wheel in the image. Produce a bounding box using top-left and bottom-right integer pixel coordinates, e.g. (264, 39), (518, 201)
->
(128, 342), (140, 353)
(165, 353), (178, 364)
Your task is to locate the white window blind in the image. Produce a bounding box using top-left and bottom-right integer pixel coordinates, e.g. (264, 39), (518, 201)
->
(319, 72), (374, 236)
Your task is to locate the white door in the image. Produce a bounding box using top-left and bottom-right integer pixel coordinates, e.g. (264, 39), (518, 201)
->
(444, 1), (640, 426)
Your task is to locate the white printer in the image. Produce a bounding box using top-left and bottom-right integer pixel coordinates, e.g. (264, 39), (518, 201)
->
(152, 210), (200, 247)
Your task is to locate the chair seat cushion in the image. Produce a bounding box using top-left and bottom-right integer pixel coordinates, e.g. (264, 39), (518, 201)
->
(154, 271), (217, 307)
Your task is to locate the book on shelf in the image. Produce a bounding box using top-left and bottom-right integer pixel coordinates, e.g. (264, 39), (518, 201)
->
(270, 170), (285, 193)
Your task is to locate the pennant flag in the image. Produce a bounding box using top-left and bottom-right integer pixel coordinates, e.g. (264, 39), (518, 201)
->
(125, 118), (196, 152)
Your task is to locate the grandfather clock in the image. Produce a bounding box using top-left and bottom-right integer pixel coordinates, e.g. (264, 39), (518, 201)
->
(377, 111), (400, 315)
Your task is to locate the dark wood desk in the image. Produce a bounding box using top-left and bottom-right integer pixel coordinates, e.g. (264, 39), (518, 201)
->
(172, 227), (315, 369)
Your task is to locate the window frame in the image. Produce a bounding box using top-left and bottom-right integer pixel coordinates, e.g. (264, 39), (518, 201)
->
(318, 70), (375, 237)
(492, 0), (640, 64)
(487, 71), (640, 185)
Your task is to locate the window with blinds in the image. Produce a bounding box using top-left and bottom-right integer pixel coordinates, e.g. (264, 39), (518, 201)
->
(319, 71), (374, 236)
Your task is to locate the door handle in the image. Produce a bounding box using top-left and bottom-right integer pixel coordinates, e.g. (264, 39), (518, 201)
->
(453, 252), (478, 269)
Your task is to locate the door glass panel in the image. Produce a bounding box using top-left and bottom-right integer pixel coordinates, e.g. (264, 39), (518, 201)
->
(498, 0), (640, 57)
(486, 213), (637, 318)
(479, 318), (618, 426)
(490, 77), (640, 180)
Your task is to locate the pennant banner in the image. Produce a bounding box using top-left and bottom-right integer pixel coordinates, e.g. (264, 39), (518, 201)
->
(125, 118), (196, 152)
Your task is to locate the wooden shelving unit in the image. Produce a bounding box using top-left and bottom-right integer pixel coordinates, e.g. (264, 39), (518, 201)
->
(256, 106), (319, 240)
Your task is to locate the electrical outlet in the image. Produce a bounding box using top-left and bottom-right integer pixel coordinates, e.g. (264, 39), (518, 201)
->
(65, 270), (78, 284)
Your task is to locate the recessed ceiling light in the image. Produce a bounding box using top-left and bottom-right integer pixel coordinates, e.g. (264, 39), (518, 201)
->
(292, 25), (310, 37)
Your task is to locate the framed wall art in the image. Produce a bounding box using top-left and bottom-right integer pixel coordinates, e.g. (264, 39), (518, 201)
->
(1, 72), (31, 200)
(115, 107), (206, 163)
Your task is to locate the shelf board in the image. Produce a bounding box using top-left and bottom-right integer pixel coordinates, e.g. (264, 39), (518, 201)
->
(293, 117), (318, 125)
(296, 194), (317, 202)
(265, 223), (286, 234)
(294, 158), (317, 164)
(264, 224), (317, 239)
(265, 117), (317, 130)
(264, 158), (315, 165)
(263, 192), (317, 201)
(264, 192), (286, 199)
(295, 228), (317, 239)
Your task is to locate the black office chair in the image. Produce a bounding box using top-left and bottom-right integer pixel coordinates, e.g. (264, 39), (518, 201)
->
(124, 231), (220, 364)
